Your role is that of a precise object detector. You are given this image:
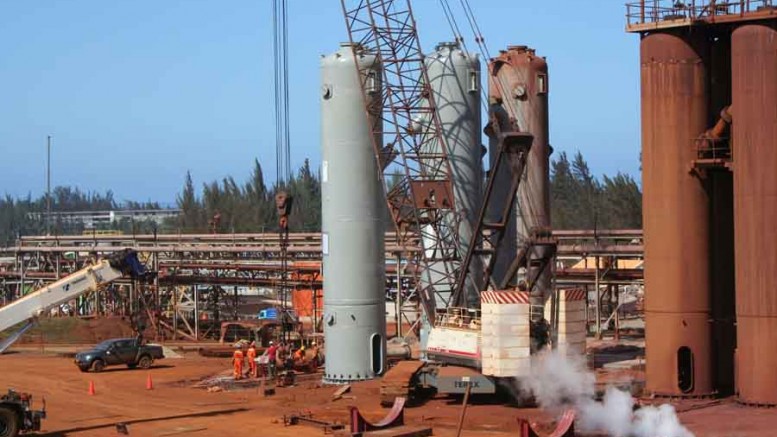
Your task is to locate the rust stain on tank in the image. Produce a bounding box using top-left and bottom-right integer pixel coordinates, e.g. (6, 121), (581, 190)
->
(640, 32), (713, 396)
(489, 46), (550, 230)
(488, 46), (551, 300)
(731, 22), (777, 406)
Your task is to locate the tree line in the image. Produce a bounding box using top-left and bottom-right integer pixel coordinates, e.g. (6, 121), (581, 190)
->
(0, 151), (641, 244)
(0, 187), (162, 245)
(550, 151), (642, 230)
(175, 158), (321, 233)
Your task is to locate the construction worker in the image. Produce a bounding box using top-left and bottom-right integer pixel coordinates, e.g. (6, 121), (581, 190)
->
(293, 345), (306, 366)
(246, 341), (258, 378)
(266, 341), (279, 377)
(232, 344), (244, 380)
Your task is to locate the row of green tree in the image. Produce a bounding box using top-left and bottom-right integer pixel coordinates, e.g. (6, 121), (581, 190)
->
(176, 159), (321, 233)
(550, 151), (642, 230)
(0, 187), (162, 245)
(0, 151), (641, 244)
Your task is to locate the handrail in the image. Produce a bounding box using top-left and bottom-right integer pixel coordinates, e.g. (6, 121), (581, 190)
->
(626, 0), (775, 26)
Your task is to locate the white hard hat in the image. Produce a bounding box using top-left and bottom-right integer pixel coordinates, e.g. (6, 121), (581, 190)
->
(269, 341), (274, 345)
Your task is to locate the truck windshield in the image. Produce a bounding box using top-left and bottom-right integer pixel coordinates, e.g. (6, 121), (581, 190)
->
(94, 340), (115, 350)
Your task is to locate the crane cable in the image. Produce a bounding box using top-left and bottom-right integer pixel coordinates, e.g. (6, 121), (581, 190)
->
(272, 0), (292, 341)
(437, 0), (544, 289)
(437, 0), (517, 122)
(273, 0), (291, 185)
(455, 0), (545, 262)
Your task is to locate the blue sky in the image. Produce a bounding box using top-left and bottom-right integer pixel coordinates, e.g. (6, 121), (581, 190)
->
(0, 1), (640, 204)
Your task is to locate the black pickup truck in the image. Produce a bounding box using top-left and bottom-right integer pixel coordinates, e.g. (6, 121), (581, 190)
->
(74, 338), (164, 372)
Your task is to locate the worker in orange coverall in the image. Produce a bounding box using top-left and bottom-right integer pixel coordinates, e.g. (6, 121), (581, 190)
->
(232, 344), (244, 380)
(246, 342), (258, 378)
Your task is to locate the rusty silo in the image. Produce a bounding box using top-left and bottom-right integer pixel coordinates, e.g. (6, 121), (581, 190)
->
(731, 23), (777, 406)
(640, 32), (714, 396)
(488, 46), (551, 311)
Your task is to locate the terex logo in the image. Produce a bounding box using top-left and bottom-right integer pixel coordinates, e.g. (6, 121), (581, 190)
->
(454, 380), (479, 389)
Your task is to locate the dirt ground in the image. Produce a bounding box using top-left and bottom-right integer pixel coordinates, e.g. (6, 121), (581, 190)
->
(1, 350), (774, 437)
(0, 351), (543, 437)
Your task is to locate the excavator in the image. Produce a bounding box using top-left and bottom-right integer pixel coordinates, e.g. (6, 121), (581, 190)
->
(0, 249), (145, 436)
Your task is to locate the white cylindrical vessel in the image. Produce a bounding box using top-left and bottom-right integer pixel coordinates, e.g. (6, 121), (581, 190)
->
(321, 43), (386, 383)
(424, 41), (484, 307)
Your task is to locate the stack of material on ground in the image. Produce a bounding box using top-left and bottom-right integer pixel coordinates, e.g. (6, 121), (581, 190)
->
(155, 345), (184, 359)
(546, 289), (587, 356)
(480, 291), (531, 377)
(193, 371), (264, 391)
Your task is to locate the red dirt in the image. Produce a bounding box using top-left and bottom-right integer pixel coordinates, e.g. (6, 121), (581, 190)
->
(0, 350), (774, 437)
(0, 351), (532, 437)
(17, 316), (139, 345)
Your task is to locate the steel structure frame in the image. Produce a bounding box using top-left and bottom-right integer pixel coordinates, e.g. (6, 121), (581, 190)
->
(341, 0), (465, 323)
(450, 123), (534, 306)
(0, 230), (643, 341)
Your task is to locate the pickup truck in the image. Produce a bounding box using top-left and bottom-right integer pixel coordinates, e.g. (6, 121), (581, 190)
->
(74, 338), (164, 372)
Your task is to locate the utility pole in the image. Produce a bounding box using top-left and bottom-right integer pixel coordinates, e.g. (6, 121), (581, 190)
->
(46, 135), (52, 236)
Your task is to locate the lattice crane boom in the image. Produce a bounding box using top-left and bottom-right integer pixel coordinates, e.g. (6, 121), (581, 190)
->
(340, 0), (465, 324)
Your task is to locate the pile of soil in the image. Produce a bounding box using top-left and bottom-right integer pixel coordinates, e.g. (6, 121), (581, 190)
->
(18, 316), (137, 344)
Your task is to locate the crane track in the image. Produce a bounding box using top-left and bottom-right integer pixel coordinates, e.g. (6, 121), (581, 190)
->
(379, 360), (425, 407)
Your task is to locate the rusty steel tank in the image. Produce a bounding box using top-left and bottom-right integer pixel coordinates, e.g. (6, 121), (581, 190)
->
(731, 23), (777, 406)
(640, 32), (713, 396)
(487, 45), (551, 312)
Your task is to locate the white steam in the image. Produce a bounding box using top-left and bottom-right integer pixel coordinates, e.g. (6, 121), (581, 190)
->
(521, 349), (694, 437)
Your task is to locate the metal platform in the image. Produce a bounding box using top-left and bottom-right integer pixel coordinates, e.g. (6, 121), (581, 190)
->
(626, 0), (777, 33)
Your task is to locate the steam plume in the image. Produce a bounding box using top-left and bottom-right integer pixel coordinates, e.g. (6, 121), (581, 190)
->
(521, 349), (694, 437)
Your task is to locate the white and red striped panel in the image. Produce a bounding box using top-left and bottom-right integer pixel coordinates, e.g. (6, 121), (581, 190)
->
(560, 288), (586, 301)
(480, 290), (530, 305)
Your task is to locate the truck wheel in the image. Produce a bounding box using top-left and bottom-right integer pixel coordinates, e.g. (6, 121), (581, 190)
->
(138, 355), (152, 369)
(0, 406), (20, 437)
(91, 359), (105, 373)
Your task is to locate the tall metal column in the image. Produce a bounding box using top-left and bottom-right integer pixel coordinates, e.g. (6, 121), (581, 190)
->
(193, 285), (200, 340)
(46, 135), (51, 236)
(172, 287), (178, 341)
(595, 255), (601, 339)
(396, 253), (402, 338)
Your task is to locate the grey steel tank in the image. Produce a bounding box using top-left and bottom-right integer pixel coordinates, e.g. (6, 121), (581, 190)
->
(488, 46), (551, 313)
(423, 41), (484, 307)
(320, 42), (386, 384)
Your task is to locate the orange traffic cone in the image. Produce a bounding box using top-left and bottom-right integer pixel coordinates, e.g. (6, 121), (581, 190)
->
(146, 373), (153, 390)
(88, 380), (96, 396)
